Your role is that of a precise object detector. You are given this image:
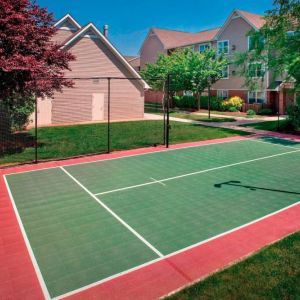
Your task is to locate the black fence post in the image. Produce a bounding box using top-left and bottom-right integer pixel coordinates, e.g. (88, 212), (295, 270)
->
(166, 74), (170, 148)
(35, 97), (38, 163)
(107, 77), (111, 153)
(208, 84), (211, 119)
(277, 93), (280, 131)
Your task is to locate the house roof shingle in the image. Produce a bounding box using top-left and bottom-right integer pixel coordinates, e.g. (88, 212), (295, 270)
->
(152, 27), (221, 49)
(237, 9), (266, 29)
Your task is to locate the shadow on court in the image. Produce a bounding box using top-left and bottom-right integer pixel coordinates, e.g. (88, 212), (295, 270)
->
(214, 180), (300, 195)
(258, 137), (300, 147)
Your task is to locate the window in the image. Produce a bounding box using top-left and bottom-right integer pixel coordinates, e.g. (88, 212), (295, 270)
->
(199, 43), (210, 53)
(248, 91), (266, 104)
(220, 65), (229, 79)
(248, 62), (265, 78)
(248, 35), (265, 50)
(183, 91), (193, 96)
(217, 40), (229, 55)
(217, 90), (228, 100)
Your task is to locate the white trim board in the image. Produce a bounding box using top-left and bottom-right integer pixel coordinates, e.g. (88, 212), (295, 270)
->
(62, 23), (149, 90)
(54, 14), (81, 30)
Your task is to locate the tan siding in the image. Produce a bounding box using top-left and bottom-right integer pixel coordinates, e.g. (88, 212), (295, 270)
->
(51, 35), (144, 124)
(140, 33), (165, 69)
(213, 17), (267, 91)
(52, 29), (74, 44)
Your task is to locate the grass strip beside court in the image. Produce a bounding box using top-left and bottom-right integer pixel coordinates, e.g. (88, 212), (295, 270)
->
(168, 231), (300, 300)
(4, 137), (300, 298)
(0, 120), (249, 166)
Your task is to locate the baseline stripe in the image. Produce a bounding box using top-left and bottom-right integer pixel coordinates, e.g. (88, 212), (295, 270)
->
(95, 148), (300, 196)
(60, 167), (164, 258)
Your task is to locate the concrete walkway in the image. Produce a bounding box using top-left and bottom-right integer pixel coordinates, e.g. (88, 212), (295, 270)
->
(144, 113), (284, 136)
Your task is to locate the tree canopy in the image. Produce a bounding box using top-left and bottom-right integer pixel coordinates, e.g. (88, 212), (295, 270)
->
(0, 0), (75, 101)
(141, 48), (228, 109)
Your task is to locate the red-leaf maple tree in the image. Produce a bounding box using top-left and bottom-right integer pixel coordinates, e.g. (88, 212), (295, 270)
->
(0, 0), (75, 101)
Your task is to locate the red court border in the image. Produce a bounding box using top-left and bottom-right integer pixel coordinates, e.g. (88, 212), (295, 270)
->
(0, 134), (299, 300)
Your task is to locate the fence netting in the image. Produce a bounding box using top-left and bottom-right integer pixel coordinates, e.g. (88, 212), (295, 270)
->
(0, 77), (168, 168)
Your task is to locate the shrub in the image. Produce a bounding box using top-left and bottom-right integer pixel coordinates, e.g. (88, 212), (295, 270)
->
(173, 95), (221, 110)
(200, 96), (222, 111)
(247, 109), (256, 116)
(220, 96), (243, 111)
(228, 106), (239, 112)
(258, 108), (273, 115)
(0, 96), (35, 136)
(286, 104), (300, 129)
(173, 95), (197, 109)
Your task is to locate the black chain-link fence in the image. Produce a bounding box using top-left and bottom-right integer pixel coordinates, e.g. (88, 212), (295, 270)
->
(0, 77), (170, 168)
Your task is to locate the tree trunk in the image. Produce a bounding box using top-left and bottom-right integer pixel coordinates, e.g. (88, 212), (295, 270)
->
(197, 92), (202, 111)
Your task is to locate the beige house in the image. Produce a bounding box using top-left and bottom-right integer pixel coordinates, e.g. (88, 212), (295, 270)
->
(34, 14), (149, 126)
(140, 9), (294, 114)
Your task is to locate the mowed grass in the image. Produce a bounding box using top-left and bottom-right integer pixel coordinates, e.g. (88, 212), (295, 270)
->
(168, 112), (236, 122)
(242, 120), (295, 132)
(168, 231), (300, 300)
(0, 120), (249, 166)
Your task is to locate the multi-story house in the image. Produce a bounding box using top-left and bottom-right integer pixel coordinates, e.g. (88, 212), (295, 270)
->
(140, 9), (294, 114)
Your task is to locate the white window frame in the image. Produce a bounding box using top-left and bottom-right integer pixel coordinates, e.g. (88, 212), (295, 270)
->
(248, 62), (266, 78)
(183, 90), (193, 96)
(248, 36), (252, 51)
(217, 90), (228, 100)
(199, 43), (211, 53)
(248, 91), (266, 104)
(221, 65), (229, 79)
(217, 40), (229, 55)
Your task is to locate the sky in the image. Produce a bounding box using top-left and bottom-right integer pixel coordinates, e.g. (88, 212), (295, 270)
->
(37, 0), (273, 56)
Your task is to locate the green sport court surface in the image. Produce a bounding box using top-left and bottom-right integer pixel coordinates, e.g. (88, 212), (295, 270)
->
(4, 136), (300, 298)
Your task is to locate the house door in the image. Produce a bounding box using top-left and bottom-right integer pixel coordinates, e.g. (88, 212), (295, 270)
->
(92, 93), (105, 121)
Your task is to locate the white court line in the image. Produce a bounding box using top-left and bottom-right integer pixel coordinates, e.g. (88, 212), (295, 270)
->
(94, 148), (300, 196)
(3, 176), (51, 300)
(53, 201), (300, 300)
(150, 177), (166, 186)
(60, 167), (164, 258)
(248, 138), (300, 149)
(5, 137), (251, 175)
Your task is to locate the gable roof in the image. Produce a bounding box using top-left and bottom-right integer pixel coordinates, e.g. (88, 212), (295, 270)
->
(151, 27), (220, 50)
(54, 14), (81, 30)
(54, 15), (149, 89)
(60, 22), (149, 89)
(216, 9), (266, 39)
(237, 9), (266, 29)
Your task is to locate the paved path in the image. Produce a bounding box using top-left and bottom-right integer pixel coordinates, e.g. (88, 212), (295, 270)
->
(144, 113), (284, 136)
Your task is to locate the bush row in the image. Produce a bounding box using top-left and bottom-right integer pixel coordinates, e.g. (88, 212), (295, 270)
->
(173, 95), (244, 112)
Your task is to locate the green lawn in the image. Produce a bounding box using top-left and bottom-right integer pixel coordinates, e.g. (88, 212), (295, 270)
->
(168, 231), (300, 300)
(168, 112), (236, 122)
(0, 120), (249, 166)
(242, 120), (288, 131)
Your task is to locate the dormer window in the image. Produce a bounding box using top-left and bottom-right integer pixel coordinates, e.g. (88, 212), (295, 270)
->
(217, 40), (229, 55)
